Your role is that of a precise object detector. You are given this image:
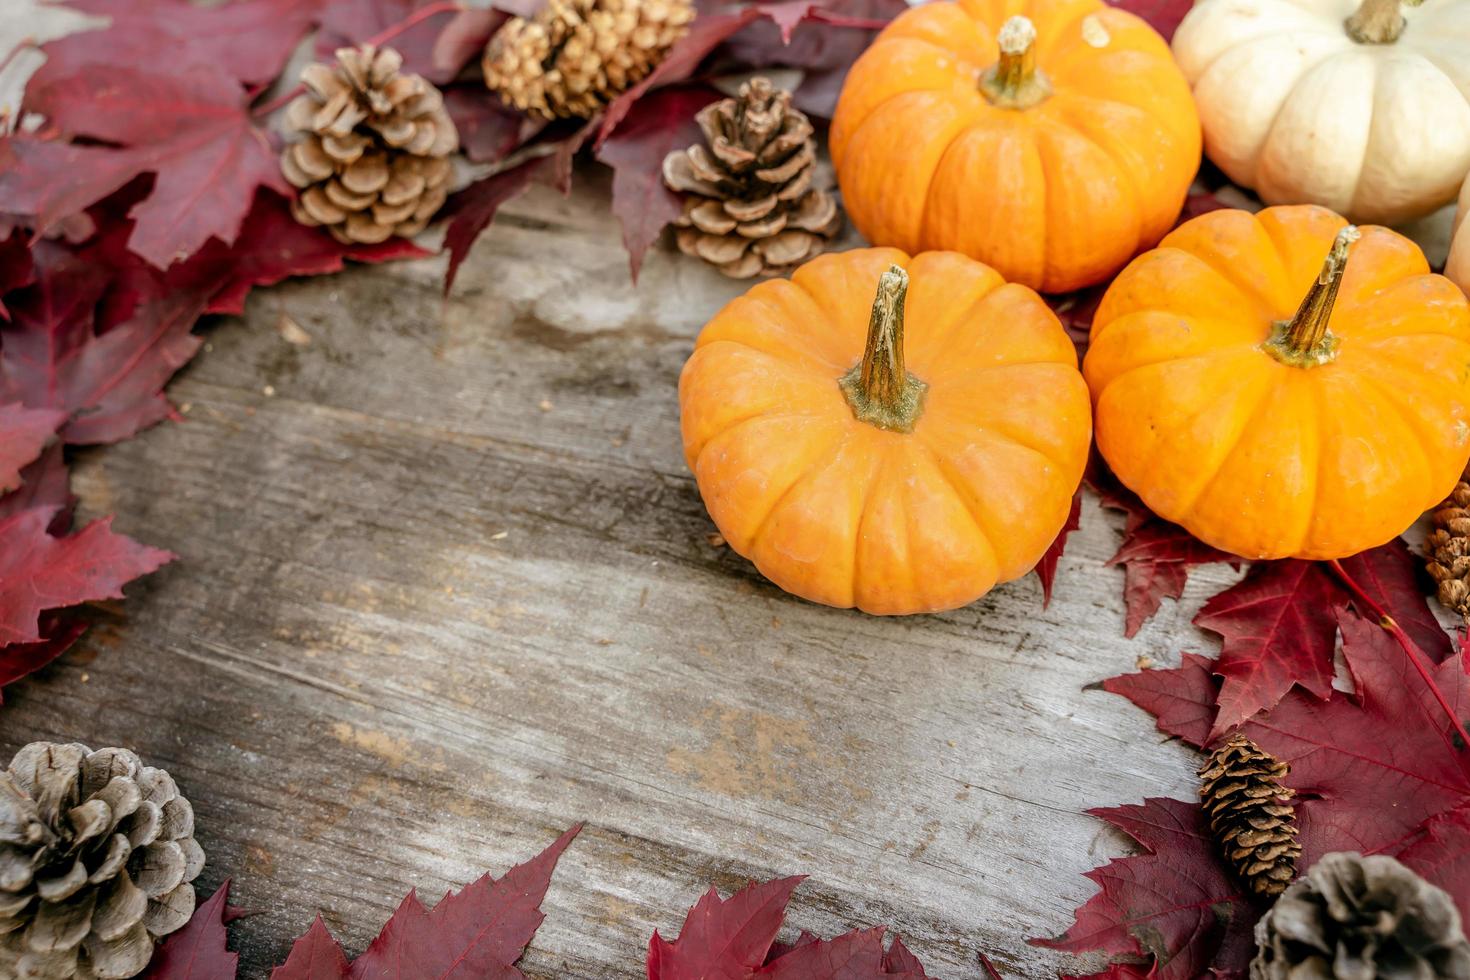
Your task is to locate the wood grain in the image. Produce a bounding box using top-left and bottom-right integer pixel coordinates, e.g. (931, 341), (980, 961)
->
(1, 168), (1243, 978)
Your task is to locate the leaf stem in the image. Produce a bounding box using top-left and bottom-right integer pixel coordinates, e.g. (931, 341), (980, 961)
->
(1327, 558), (1470, 750)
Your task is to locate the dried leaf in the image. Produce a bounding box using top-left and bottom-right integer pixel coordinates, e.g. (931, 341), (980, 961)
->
(596, 85), (720, 281)
(0, 506), (173, 646)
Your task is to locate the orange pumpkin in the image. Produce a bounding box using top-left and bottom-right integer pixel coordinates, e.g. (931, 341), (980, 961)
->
(829, 0), (1200, 294)
(680, 247), (1092, 614)
(1086, 204), (1470, 561)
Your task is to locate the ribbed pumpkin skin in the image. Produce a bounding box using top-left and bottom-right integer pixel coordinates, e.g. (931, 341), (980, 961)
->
(829, 0), (1200, 294)
(1086, 205), (1470, 561)
(680, 248), (1091, 615)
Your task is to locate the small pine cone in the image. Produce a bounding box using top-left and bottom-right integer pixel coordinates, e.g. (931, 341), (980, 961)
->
(0, 743), (204, 979)
(1427, 471), (1470, 620)
(1198, 733), (1301, 899)
(280, 44), (458, 245)
(483, 0), (694, 120)
(1252, 852), (1470, 979)
(662, 77), (841, 279)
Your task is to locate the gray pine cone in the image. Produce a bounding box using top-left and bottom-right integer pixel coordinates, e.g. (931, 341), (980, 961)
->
(0, 743), (205, 979)
(1252, 851), (1470, 980)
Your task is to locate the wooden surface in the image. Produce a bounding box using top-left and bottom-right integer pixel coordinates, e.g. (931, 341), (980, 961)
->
(0, 168), (1244, 978)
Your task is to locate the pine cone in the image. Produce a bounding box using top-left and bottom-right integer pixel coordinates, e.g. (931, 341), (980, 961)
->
(483, 0), (694, 120)
(280, 44), (458, 245)
(662, 77), (841, 279)
(1252, 852), (1470, 979)
(1198, 733), (1301, 899)
(1428, 470), (1470, 620)
(0, 742), (204, 979)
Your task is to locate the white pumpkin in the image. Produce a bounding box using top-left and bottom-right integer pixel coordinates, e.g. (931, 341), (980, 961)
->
(1451, 173), (1470, 295)
(1173, 0), (1470, 225)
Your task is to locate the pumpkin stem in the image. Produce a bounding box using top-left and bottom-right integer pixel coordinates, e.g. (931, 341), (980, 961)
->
(839, 264), (928, 433)
(1345, 0), (1424, 43)
(980, 16), (1052, 110)
(1266, 225), (1360, 368)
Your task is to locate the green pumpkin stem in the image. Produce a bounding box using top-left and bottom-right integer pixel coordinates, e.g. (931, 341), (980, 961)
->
(1345, 0), (1424, 44)
(1266, 225), (1360, 368)
(840, 265), (928, 433)
(981, 16), (1052, 110)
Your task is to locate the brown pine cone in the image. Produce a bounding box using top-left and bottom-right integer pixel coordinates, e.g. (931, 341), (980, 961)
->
(1252, 852), (1470, 979)
(483, 0), (694, 120)
(280, 44), (458, 245)
(1199, 733), (1301, 899)
(0, 742), (204, 979)
(1428, 470), (1470, 620)
(662, 77), (841, 279)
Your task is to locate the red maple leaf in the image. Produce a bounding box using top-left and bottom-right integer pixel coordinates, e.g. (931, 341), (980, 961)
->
(270, 823), (581, 979)
(0, 232), (35, 319)
(1034, 490), (1082, 607)
(16, 64), (287, 268)
(596, 85), (721, 280)
(1195, 540), (1450, 735)
(0, 444), (71, 524)
(317, 0), (466, 84)
(140, 882), (245, 980)
(1087, 462), (1234, 635)
(0, 611), (88, 697)
(0, 403), (66, 494)
(1105, 0), (1193, 39)
(1033, 797), (1255, 980)
(0, 507), (173, 647)
(33, 0), (318, 89)
(1394, 805), (1470, 917)
(1101, 651), (1219, 748)
(647, 876), (931, 979)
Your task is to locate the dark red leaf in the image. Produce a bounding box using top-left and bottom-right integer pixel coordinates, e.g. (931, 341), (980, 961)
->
(155, 190), (428, 316)
(1101, 652), (1219, 748)
(1104, 0), (1193, 40)
(318, 0), (464, 84)
(34, 0), (319, 89)
(1032, 797), (1254, 980)
(1034, 490), (1082, 607)
(345, 823), (580, 978)
(0, 139), (145, 243)
(648, 876), (931, 979)
(0, 612), (88, 696)
(0, 507), (173, 646)
(140, 881), (242, 980)
(0, 403), (67, 494)
(431, 9), (508, 79)
(0, 444), (72, 524)
(445, 86), (540, 166)
(1196, 540), (1450, 736)
(21, 65), (288, 268)
(270, 918), (349, 980)
(595, 85), (720, 280)
(0, 232), (35, 319)
(597, 9), (764, 145)
(2, 282), (207, 445)
(1242, 608), (1470, 864)
(1394, 805), (1470, 918)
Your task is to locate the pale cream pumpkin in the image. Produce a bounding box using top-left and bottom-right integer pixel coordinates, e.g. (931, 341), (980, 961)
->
(1450, 173), (1470, 296)
(1172, 0), (1470, 225)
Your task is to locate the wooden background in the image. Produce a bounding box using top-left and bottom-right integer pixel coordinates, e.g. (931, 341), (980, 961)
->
(0, 170), (1243, 978)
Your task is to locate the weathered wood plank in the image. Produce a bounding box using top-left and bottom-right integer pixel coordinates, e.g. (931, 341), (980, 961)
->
(1, 170), (1241, 978)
